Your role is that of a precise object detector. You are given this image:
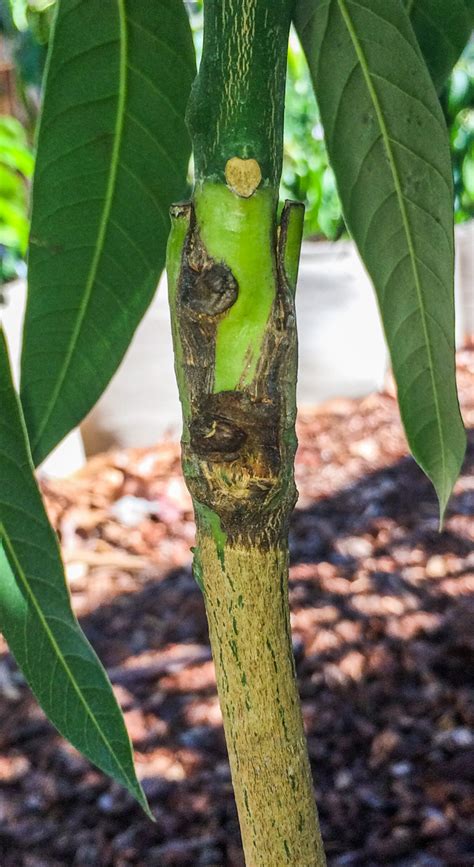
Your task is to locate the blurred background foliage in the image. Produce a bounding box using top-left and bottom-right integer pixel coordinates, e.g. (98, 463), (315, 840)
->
(0, 0), (472, 285)
(283, 30), (344, 240)
(0, 0), (50, 284)
(0, 114), (33, 282)
(446, 48), (474, 225)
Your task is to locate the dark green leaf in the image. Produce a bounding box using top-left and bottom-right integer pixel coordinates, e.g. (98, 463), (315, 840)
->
(21, 0), (196, 465)
(405, 0), (474, 92)
(0, 330), (151, 816)
(296, 0), (466, 517)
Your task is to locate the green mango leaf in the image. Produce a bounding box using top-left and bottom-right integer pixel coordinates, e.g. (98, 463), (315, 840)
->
(295, 0), (466, 517)
(405, 0), (474, 93)
(21, 0), (196, 466)
(0, 330), (151, 817)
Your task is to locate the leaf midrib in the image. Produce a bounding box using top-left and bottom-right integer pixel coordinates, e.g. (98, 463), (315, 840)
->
(30, 0), (128, 460)
(336, 0), (447, 493)
(0, 525), (135, 791)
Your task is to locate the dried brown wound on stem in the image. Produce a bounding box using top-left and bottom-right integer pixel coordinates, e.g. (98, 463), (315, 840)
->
(174, 203), (298, 544)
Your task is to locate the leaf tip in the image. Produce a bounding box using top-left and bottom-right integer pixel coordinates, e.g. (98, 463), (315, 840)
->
(137, 789), (155, 823)
(436, 491), (449, 533)
(430, 429), (467, 532)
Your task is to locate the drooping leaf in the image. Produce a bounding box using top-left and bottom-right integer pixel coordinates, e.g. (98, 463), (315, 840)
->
(405, 0), (474, 93)
(0, 329), (151, 816)
(21, 0), (196, 466)
(295, 0), (466, 517)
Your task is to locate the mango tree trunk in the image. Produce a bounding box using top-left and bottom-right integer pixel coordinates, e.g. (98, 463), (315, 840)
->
(167, 1), (326, 864)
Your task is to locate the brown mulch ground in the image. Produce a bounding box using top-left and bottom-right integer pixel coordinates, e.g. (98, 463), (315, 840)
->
(0, 351), (473, 867)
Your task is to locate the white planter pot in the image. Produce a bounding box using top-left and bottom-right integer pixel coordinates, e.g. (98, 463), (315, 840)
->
(455, 220), (474, 339)
(296, 238), (388, 406)
(0, 281), (85, 478)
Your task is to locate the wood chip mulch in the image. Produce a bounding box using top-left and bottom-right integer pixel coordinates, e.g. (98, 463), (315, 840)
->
(0, 350), (473, 867)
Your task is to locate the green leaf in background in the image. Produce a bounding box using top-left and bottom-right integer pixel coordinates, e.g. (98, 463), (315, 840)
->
(0, 116), (35, 177)
(21, 0), (196, 466)
(0, 116), (34, 255)
(405, 0), (474, 93)
(295, 0), (466, 517)
(0, 329), (151, 817)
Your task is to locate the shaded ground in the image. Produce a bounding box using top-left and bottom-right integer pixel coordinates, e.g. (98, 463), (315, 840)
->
(0, 350), (473, 867)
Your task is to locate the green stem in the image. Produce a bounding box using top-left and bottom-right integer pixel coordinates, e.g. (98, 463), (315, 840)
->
(187, 0), (293, 186)
(167, 2), (326, 863)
